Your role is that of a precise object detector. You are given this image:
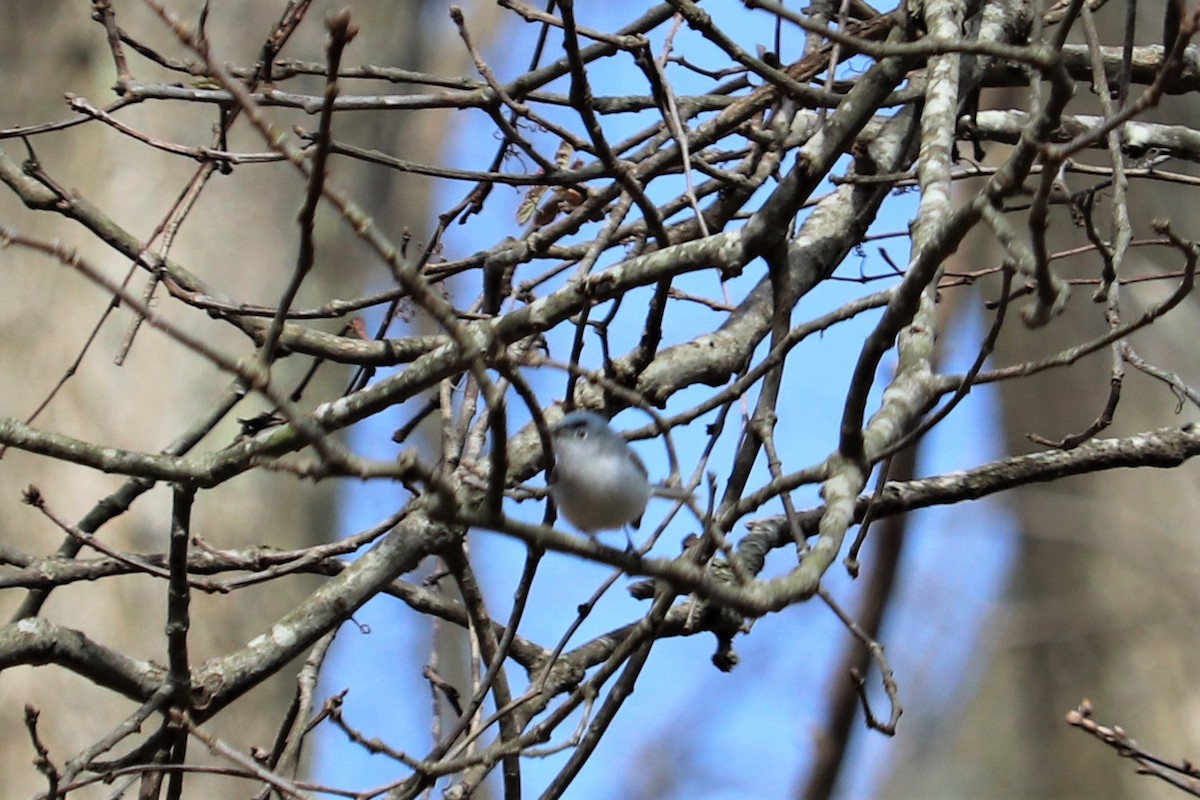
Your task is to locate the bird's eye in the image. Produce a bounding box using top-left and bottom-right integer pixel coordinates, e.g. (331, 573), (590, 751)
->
(574, 427), (588, 439)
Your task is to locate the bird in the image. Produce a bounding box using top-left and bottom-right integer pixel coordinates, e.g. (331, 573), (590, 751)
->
(548, 411), (651, 551)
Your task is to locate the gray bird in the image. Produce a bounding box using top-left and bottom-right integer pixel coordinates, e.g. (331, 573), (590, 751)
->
(548, 411), (651, 549)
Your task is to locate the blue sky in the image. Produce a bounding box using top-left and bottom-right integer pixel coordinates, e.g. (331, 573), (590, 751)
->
(312, 5), (1016, 797)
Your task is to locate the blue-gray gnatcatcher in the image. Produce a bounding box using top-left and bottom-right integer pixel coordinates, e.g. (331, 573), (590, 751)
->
(548, 411), (651, 545)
